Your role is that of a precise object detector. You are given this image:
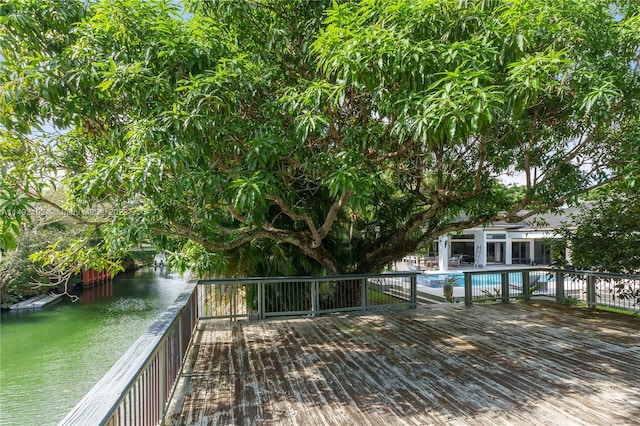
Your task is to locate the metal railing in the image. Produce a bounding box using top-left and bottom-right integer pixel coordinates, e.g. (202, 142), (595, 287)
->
(197, 272), (418, 320)
(464, 268), (640, 313)
(59, 272), (417, 426)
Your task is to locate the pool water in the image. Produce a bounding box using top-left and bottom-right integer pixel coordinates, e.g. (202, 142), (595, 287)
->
(419, 272), (553, 287)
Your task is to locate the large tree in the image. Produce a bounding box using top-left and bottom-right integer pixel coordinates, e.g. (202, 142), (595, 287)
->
(1, 0), (639, 277)
(557, 184), (640, 274)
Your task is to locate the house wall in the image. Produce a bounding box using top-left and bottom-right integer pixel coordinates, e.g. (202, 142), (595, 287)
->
(443, 229), (564, 268)
(421, 228), (566, 271)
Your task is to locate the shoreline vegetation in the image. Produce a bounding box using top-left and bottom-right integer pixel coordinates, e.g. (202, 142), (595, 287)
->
(0, 256), (149, 310)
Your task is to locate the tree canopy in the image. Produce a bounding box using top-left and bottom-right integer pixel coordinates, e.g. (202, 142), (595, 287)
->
(1, 0), (639, 277)
(557, 184), (640, 274)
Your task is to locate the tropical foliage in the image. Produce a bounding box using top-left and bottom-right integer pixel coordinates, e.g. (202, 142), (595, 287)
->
(1, 0), (639, 277)
(559, 186), (640, 274)
(0, 218), (79, 307)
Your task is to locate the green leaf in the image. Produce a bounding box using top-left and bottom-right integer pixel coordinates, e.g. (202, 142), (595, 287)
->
(96, 78), (116, 91)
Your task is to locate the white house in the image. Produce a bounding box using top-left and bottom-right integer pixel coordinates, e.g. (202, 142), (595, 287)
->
(418, 207), (582, 271)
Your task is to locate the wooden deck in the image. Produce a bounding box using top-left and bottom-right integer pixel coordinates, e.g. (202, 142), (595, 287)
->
(166, 301), (640, 425)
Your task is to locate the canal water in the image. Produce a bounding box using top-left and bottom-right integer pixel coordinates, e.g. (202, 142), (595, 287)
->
(0, 268), (187, 426)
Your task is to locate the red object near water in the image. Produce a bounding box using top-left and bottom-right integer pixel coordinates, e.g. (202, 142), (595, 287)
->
(81, 269), (110, 286)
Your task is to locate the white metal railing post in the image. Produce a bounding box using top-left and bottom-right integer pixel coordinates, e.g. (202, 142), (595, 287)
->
(361, 278), (368, 311)
(409, 275), (417, 308)
(464, 272), (472, 306)
(587, 275), (597, 308)
(258, 281), (265, 320)
(555, 271), (565, 303)
(231, 283), (237, 321)
(198, 284), (203, 319)
(501, 272), (510, 303)
(158, 344), (166, 422)
(312, 280), (320, 316)
(177, 309), (184, 376)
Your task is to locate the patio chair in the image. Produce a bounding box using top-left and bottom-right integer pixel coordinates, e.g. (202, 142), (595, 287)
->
(406, 262), (423, 272)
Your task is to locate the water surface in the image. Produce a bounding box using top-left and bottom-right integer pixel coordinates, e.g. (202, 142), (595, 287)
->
(0, 268), (186, 426)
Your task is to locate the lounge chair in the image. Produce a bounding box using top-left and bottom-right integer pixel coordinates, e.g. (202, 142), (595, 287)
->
(424, 257), (438, 270)
(406, 262), (423, 272)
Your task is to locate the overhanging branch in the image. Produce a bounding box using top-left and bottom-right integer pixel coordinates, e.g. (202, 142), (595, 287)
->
(16, 183), (107, 227)
(264, 194), (322, 244)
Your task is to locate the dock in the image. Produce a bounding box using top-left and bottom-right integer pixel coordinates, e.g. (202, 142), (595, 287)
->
(9, 293), (64, 310)
(166, 301), (640, 425)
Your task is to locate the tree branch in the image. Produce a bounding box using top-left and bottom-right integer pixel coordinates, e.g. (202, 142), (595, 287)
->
(226, 204), (248, 225)
(317, 191), (352, 242)
(16, 183), (107, 226)
(264, 194), (321, 244)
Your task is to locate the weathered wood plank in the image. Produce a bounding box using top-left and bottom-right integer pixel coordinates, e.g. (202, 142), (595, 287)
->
(166, 301), (640, 426)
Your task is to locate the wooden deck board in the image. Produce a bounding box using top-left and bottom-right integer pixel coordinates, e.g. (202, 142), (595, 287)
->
(166, 301), (640, 425)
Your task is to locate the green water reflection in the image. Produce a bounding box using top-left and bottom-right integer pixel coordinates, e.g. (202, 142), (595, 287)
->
(0, 268), (186, 426)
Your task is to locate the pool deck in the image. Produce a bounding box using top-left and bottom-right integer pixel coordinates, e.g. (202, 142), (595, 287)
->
(165, 301), (640, 425)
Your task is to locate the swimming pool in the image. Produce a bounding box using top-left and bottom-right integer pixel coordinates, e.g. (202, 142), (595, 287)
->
(418, 272), (553, 288)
